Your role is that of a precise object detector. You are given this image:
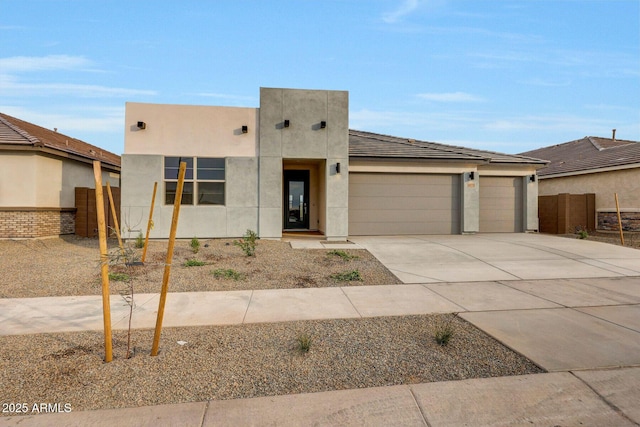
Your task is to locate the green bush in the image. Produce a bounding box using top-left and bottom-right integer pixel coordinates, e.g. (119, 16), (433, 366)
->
(212, 268), (242, 280)
(434, 314), (457, 346)
(297, 333), (312, 353)
(190, 237), (201, 254)
(330, 270), (362, 282)
(134, 232), (145, 249)
(109, 272), (131, 282)
(234, 229), (258, 257)
(184, 259), (206, 267)
(327, 249), (359, 261)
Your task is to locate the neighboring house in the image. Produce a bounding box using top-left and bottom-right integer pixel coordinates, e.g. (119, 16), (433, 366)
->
(121, 87), (546, 240)
(0, 113), (121, 238)
(520, 135), (640, 231)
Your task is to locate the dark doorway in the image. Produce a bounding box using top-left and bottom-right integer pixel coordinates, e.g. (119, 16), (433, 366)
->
(284, 170), (310, 229)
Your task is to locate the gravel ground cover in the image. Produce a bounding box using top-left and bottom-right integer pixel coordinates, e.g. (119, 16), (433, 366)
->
(0, 236), (401, 298)
(559, 231), (640, 250)
(0, 235), (546, 415)
(0, 315), (544, 414)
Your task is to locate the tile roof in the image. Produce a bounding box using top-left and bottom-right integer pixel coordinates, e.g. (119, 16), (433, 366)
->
(349, 130), (547, 165)
(0, 112), (120, 169)
(519, 136), (640, 177)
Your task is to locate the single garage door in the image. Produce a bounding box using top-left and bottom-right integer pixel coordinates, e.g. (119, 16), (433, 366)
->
(349, 173), (460, 235)
(479, 176), (523, 232)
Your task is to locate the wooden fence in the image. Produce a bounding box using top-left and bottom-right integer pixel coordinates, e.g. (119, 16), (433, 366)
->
(75, 187), (120, 238)
(538, 193), (595, 234)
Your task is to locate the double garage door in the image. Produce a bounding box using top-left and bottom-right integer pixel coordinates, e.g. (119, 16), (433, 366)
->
(349, 173), (460, 235)
(349, 173), (523, 235)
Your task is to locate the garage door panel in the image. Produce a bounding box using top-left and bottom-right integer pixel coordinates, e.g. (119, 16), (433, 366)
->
(349, 196), (455, 211)
(479, 176), (523, 232)
(350, 183), (456, 198)
(349, 173), (460, 236)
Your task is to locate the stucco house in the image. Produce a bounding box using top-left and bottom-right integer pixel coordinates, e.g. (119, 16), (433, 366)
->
(0, 113), (121, 238)
(121, 87), (546, 240)
(520, 135), (640, 231)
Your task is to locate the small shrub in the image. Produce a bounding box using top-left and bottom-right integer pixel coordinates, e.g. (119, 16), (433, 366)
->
(134, 232), (145, 249)
(297, 333), (312, 353)
(212, 268), (242, 280)
(434, 314), (457, 346)
(190, 237), (200, 254)
(327, 249), (359, 261)
(234, 229), (258, 257)
(109, 272), (130, 282)
(330, 270), (362, 282)
(184, 259), (206, 267)
(578, 230), (588, 239)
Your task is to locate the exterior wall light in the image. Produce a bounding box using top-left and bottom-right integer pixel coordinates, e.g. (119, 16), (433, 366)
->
(336, 162), (341, 174)
(468, 171), (474, 180)
(241, 125), (248, 133)
(284, 119), (290, 128)
(530, 174), (536, 182)
(137, 121), (146, 130)
(320, 121), (327, 129)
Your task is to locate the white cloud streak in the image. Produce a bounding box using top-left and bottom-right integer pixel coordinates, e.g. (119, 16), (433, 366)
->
(417, 92), (484, 102)
(382, 0), (420, 23)
(0, 55), (93, 72)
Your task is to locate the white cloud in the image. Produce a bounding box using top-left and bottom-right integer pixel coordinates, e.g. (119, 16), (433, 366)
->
(0, 55), (93, 72)
(417, 92), (484, 102)
(0, 79), (156, 98)
(382, 0), (420, 23)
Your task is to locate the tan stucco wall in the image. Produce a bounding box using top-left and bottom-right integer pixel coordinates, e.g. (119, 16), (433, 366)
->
(125, 102), (259, 157)
(0, 152), (119, 208)
(538, 168), (640, 211)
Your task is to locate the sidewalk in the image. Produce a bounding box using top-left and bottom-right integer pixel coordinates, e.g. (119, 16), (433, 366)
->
(1, 277), (639, 425)
(2, 233), (640, 426)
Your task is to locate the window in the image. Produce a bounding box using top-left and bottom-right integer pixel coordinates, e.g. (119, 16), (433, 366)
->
(164, 157), (225, 205)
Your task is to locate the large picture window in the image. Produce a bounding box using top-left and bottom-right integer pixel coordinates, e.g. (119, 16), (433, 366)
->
(164, 157), (225, 205)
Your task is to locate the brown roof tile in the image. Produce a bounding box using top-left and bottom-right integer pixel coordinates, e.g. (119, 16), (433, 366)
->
(519, 136), (640, 177)
(0, 112), (120, 169)
(349, 130), (547, 165)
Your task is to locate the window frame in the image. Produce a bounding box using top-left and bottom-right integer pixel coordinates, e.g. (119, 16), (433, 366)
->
(164, 156), (225, 206)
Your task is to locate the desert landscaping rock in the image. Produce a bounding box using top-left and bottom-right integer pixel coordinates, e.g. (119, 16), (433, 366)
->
(0, 315), (543, 414)
(0, 236), (544, 416)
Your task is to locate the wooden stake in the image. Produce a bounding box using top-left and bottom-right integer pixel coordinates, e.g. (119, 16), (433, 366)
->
(93, 161), (113, 362)
(151, 163), (186, 356)
(106, 182), (126, 260)
(615, 193), (625, 246)
(141, 182), (158, 263)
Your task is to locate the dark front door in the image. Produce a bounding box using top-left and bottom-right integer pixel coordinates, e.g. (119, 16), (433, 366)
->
(284, 170), (310, 229)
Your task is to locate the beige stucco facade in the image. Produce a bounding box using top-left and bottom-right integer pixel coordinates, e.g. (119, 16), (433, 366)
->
(538, 167), (640, 212)
(0, 151), (118, 208)
(121, 88), (350, 240)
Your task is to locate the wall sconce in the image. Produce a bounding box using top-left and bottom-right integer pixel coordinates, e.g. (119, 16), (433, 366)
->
(241, 125), (248, 134)
(283, 119), (290, 128)
(137, 121), (146, 130)
(529, 174), (536, 182)
(336, 162), (341, 174)
(468, 171), (474, 180)
(320, 121), (327, 129)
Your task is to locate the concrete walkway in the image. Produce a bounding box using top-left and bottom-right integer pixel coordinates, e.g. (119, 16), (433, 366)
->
(2, 234), (640, 426)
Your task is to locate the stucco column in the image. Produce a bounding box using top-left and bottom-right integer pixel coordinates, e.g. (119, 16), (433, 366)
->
(461, 172), (479, 233)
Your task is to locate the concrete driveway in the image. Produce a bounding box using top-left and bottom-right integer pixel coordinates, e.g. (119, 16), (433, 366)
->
(352, 233), (640, 374)
(350, 233), (640, 283)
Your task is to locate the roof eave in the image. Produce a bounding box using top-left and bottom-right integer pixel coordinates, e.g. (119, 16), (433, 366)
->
(539, 162), (640, 179)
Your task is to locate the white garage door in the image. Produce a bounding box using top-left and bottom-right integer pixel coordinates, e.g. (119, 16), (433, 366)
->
(479, 176), (523, 232)
(349, 173), (460, 235)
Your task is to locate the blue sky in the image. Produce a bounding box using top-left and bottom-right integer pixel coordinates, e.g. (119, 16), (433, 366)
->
(1, 0), (639, 155)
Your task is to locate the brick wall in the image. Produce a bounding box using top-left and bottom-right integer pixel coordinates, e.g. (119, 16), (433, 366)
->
(0, 209), (76, 238)
(598, 211), (640, 232)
